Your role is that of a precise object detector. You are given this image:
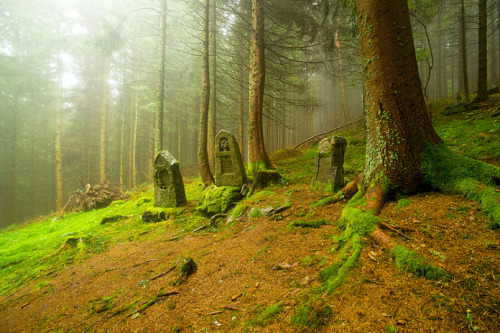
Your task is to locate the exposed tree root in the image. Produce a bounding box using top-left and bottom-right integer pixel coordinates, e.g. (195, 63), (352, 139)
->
(320, 144), (499, 293)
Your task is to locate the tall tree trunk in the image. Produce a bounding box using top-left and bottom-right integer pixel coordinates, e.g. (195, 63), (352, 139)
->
(238, 61), (245, 160)
(460, 0), (470, 102)
(208, 0), (217, 172)
(99, 60), (109, 184)
(128, 90), (134, 189)
(9, 100), (19, 224)
(436, 13), (443, 99)
(198, 0), (214, 186)
(132, 84), (139, 188)
(155, 0), (167, 154)
(474, 0), (488, 102)
(356, 0), (442, 192)
(55, 54), (64, 210)
(335, 19), (349, 123)
(119, 99), (126, 191)
(248, 0), (272, 170)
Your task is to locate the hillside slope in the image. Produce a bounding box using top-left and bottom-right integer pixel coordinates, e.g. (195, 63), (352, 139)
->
(0, 95), (499, 332)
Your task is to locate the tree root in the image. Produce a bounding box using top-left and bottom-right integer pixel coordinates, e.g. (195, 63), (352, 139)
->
(321, 179), (449, 294)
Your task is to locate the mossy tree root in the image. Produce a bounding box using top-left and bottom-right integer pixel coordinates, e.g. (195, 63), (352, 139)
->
(322, 182), (449, 294)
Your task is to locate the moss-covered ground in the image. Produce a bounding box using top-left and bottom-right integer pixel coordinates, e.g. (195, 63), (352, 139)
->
(0, 94), (499, 332)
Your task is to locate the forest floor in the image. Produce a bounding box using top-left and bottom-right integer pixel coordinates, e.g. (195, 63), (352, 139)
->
(0, 94), (499, 333)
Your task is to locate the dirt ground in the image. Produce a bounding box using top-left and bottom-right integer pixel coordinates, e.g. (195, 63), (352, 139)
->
(1, 170), (499, 332)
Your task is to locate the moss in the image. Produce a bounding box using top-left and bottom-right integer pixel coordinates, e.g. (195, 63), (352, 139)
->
(421, 143), (500, 228)
(231, 203), (249, 219)
(195, 186), (240, 217)
(247, 302), (283, 327)
(312, 196), (335, 207)
(290, 297), (332, 330)
(250, 209), (263, 218)
(391, 245), (449, 279)
(396, 198), (411, 211)
(287, 219), (329, 229)
(142, 207), (178, 223)
(248, 161), (270, 173)
(135, 197), (152, 206)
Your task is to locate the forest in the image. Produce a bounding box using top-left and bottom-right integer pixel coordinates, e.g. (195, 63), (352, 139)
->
(0, 0), (500, 331)
(1, 0), (498, 229)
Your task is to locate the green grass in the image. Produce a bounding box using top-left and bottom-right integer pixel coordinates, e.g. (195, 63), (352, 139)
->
(0, 181), (207, 295)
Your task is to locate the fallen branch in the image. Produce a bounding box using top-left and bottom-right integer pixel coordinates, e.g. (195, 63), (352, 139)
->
(292, 119), (363, 149)
(132, 259), (156, 268)
(151, 266), (177, 281)
(381, 222), (415, 240)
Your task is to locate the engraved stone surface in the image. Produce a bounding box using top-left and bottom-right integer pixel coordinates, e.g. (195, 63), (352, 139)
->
(153, 151), (187, 207)
(313, 136), (347, 191)
(215, 130), (247, 187)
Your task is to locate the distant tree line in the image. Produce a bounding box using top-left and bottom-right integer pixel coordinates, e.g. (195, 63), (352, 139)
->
(0, 0), (498, 228)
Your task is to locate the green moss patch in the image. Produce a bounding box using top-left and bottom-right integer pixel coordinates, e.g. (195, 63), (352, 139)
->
(421, 143), (500, 228)
(195, 186), (241, 217)
(247, 302), (283, 327)
(287, 219), (329, 229)
(290, 297), (332, 330)
(392, 245), (449, 279)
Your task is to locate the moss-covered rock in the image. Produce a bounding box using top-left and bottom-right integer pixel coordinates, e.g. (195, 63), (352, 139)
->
(443, 101), (476, 116)
(196, 186), (241, 217)
(141, 207), (179, 223)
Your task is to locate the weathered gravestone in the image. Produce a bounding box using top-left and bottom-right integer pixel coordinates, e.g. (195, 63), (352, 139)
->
(153, 151), (187, 207)
(313, 136), (347, 191)
(215, 130), (247, 187)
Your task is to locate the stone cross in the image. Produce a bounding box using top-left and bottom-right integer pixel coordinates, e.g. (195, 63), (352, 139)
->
(215, 130), (247, 187)
(153, 151), (187, 207)
(313, 136), (347, 191)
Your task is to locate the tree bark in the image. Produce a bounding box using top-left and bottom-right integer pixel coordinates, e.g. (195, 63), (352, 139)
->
(238, 60), (245, 160)
(198, 0), (215, 186)
(248, 0), (272, 170)
(99, 59), (109, 184)
(132, 82), (139, 188)
(460, 0), (470, 102)
(119, 99), (126, 191)
(208, 0), (217, 172)
(55, 54), (64, 210)
(335, 18), (349, 123)
(155, 0), (167, 154)
(474, 0), (488, 102)
(356, 0), (442, 192)
(10, 100), (19, 224)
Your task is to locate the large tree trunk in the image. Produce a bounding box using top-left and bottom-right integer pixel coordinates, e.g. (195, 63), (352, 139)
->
(155, 0), (167, 154)
(198, 0), (215, 186)
(460, 0), (470, 102)
(248, 0), (272, 170)
(356, 0), (442, 193)
(474, 0), (488, 102)
(208, 0), (217, 172)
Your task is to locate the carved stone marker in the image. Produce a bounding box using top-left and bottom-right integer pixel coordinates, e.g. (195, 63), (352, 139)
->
(313, 136), (347, 191)
(153, 151), (187, 207)
(215, 130), (247, 187)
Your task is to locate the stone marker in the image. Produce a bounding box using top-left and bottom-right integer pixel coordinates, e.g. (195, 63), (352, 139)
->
(153, 151), (187, 207)
(215, 130), (247, 187)
(313, 136), (347, 191)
